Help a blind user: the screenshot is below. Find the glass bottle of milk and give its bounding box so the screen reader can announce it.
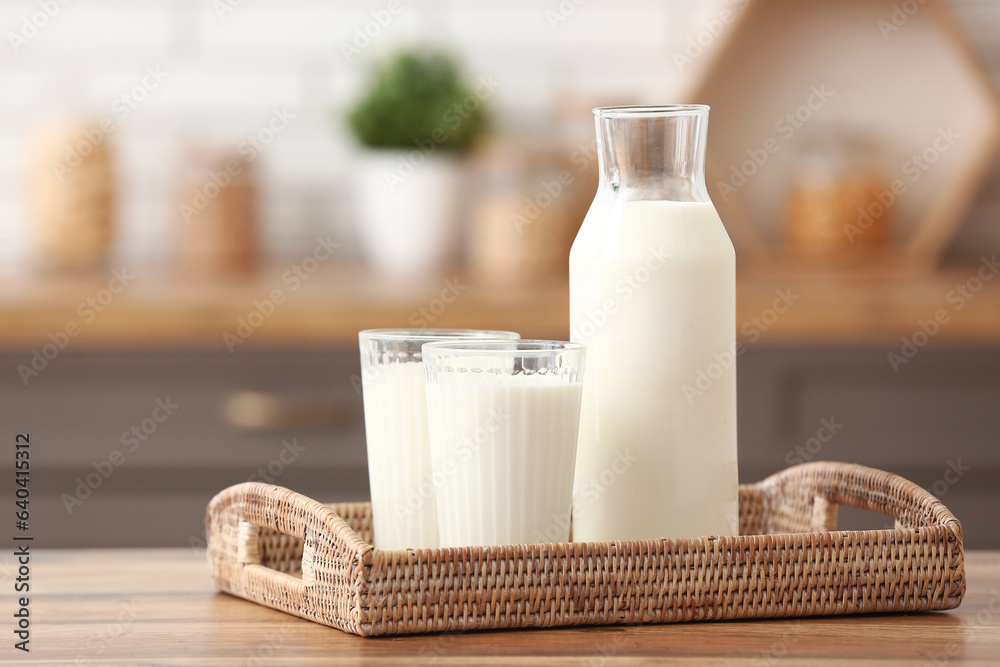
[569,105,738,541]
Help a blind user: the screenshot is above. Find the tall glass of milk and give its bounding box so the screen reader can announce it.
[422,340,585,548]
[359,329,519,550]
[569,105,739,542]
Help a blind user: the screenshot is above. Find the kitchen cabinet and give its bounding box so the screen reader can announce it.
[3,346,996,548]
[2,351,366,548]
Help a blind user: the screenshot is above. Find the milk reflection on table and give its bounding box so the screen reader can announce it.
[359,329,519,551]
[422,341,585,548]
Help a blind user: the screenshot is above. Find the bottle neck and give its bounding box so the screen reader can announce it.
[595,106,710,202]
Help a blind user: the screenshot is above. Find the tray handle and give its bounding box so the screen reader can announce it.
[757,461,963,540]
[207,482,371,603]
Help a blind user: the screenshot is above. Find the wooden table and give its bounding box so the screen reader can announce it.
[8,549,1000,665]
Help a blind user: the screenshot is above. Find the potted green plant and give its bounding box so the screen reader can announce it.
[346,50,489,277]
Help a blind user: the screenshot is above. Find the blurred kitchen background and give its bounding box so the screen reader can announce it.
[1,0,999,548]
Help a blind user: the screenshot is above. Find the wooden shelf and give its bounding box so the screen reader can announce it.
[0,263,569,350]
[692,0,1000,269]
[2,261,999,349]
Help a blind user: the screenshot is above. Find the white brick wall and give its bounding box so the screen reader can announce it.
[0,0,997,264]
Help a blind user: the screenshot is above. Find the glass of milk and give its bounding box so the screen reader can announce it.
[422,340,586,548]
[359,329,519,550]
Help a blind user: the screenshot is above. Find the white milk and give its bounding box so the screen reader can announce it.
[361,362,439,550]
[425,376,583,548]
[570,199,739,541]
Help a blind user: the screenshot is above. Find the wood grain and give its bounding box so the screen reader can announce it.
[2,262,1000,349]
[4,549,999,665]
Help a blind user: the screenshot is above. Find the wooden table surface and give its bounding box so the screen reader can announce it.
[3,262,1000,349]
[6,548,999,665]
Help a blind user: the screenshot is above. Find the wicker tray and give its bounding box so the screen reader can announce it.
[206,461,964,637]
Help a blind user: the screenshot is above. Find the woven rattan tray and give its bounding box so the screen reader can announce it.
[206,461,964,637]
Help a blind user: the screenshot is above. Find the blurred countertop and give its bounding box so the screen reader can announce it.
[2,261,999,349]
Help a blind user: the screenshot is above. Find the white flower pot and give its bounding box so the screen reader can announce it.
[354,150,462,278]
